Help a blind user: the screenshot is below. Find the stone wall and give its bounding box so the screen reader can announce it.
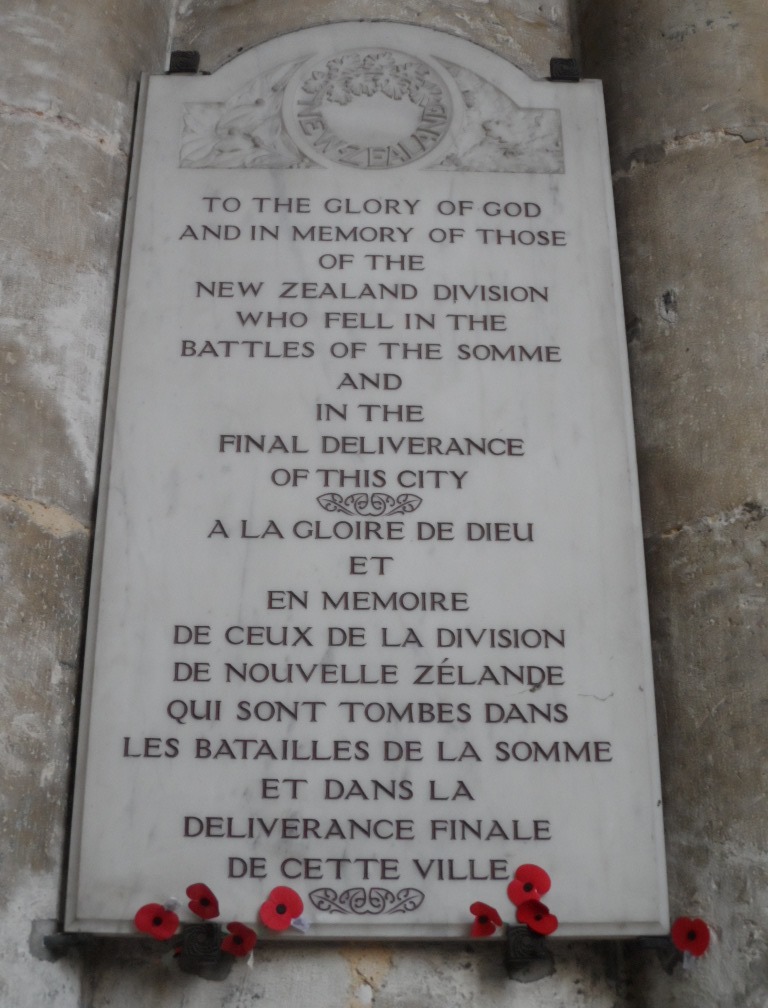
[1,1,173,1003]
[577,2,768,1004]
[1,0,766,1005]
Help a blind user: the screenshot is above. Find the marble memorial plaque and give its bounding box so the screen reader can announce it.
[66,22,668,939]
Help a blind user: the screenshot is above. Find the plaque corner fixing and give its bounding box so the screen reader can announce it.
[168,50,203,75]
[549,58,581,83]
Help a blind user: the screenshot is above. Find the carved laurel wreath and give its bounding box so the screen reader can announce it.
[300,51,436,107]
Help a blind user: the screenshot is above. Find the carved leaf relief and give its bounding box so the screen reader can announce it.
[179,49,564,173]
[180,58,313,168]
[431,61,564,173]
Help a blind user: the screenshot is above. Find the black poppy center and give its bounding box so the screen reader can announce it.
[687,929,697,942]
[276,903,287,915]
[523,882,534,892]
[201,897,210,906]
[479,915,489,924]
[153,915,163,927]
[233,934,243,945]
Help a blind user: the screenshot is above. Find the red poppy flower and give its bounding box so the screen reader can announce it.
[671,917,710,957]
[186,882,220,920]
[134,903,180,940]
[469,901,503,937]
[259,886,304,931]
[221,921,257,957]
[507,864,551,906]
[516,899,558,936]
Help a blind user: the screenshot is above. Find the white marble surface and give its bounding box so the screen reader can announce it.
[66,23,668,940]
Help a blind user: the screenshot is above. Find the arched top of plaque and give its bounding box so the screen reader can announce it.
[179,23,564,174]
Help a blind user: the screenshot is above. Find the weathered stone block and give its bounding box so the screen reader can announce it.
[0,117,131,522]
[642,507,768,1004]
[0,496,88,883]
[647,507,768,847]
[172,0,572,79]
[0,0,172,141]
[577,0,768,164]
[613,140,768,534]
